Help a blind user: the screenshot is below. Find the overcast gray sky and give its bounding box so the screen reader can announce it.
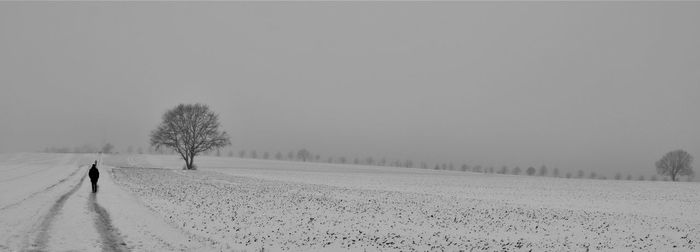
[1,2,699,177]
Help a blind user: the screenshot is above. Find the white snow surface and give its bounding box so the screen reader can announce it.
[104,154,700,251]
[0,153,215,252]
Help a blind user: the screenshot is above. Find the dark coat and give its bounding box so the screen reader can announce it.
[89,165,99,182]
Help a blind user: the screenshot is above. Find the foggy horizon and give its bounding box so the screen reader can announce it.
[2,2,699,178]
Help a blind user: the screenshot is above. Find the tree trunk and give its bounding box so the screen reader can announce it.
[188,155,196,170]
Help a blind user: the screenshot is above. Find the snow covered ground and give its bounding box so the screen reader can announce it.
[0,153,215,252]
[106,154,700,251]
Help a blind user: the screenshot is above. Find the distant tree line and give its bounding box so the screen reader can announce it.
[215,148,695,182]
[68,142,692,183]
[43,142,117,154]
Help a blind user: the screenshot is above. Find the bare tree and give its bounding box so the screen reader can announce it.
[526,166,536,176]
[499,165,508,174]
[577,170,584,178]
[565,172,572,179]
[638,175,645,181]
[150,104,231,170]
[275,152,283,160]
[263,152,270,159]
[512,166,521,175]
[251,150,258,159]
[538,165,547,176]
[473,165,482,173]
[297,149,311,162]
[626,174,633,180]
[101,143,114,154]
[238,150,246,158]
[552,168,559,177]
[614,173,622,180]
[338,156,347,164]
[287,151,294,160]
[655,149,694,182]
[589,172,597,179]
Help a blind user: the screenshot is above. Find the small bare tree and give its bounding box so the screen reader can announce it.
[512,166,521,175]
[297,149,311,162]
[589,172,597,179]
[526,166,536,176]
[150,104,230,170]
[101,143,114,154]
[655,149,694,182]
[499,165,508,174]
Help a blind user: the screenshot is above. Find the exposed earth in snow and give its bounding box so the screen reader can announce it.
[2,153,699,251]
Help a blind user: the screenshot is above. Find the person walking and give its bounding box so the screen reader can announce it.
[88,161,99,193]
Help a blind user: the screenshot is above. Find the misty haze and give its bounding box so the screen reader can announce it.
[1,2,699,251]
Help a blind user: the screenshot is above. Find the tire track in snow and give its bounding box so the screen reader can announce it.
[87,154,128,252]
[26,168,87,251]
[89,193,130,252]
[0,165,59,183]
[0,155,74,182]
[0,165,83,211]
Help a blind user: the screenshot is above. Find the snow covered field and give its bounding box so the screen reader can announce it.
[1,153,698,251]
[0,153,214,251]
[106,154,700,251]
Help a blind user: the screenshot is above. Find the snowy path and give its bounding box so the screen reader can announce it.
[0,154,214,252]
